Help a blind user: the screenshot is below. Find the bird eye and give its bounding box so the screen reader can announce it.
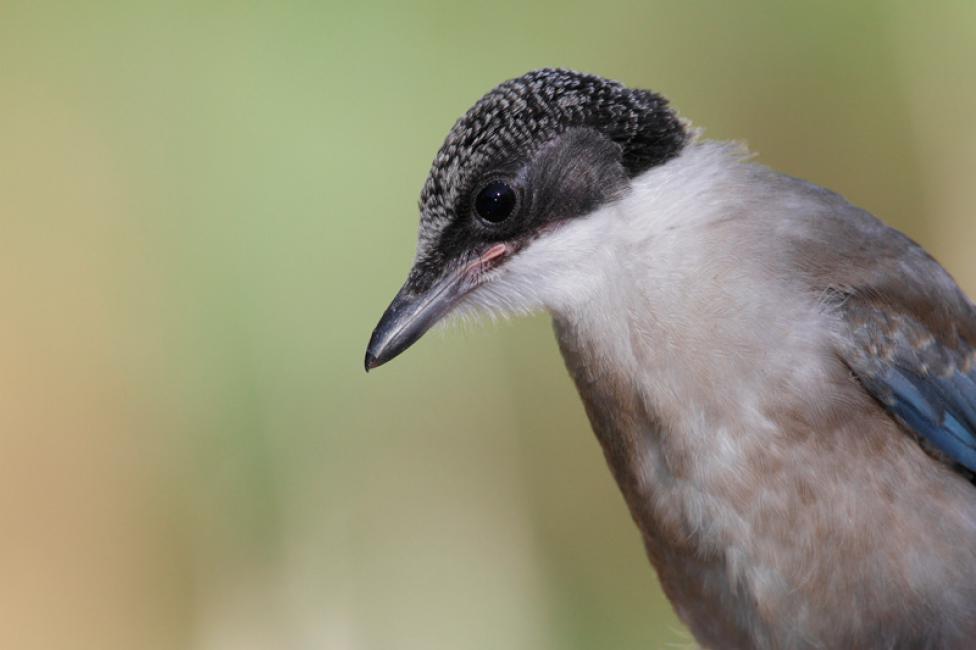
[474,181,517,223]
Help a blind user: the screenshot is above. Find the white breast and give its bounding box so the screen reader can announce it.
[465,140,976,647]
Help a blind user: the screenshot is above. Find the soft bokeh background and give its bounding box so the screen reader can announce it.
[1,2,974,648]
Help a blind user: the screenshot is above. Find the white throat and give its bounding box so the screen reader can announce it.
[460,137,837,453]
[458,139,754,322]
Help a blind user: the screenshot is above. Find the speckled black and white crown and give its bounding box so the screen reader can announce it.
[418,68,688,230]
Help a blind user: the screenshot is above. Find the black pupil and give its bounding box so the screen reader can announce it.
[475,181,516,223]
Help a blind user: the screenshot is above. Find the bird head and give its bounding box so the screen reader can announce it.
[365,69,688,370]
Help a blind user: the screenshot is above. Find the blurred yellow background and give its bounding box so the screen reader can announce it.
[1,2,974,649]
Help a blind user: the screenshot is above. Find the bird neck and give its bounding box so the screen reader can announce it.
[546,139,840,558]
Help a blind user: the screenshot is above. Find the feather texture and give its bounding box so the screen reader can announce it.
[470,139,976,648]
[837,291,976,475]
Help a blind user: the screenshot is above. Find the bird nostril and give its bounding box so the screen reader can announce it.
[480,243,509,263]
[464,243,510,277]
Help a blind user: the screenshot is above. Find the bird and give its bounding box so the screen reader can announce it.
[364,69,976,648]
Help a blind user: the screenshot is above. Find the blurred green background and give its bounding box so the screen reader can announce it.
[1,2,974,649]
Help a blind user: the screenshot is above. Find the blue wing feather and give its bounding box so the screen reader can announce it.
[877,368,976,472]
[840,297,976,475]
[880,367,976,472]
[935,372,976,429]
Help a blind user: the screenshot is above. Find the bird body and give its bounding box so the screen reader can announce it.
[543,141,976,647]
[366,70,976,648]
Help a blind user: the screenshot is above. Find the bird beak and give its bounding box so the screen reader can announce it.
[365,244,508,371]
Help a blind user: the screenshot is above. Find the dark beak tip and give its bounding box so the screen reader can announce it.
[364,350,379,373]
[366,268,466,374]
